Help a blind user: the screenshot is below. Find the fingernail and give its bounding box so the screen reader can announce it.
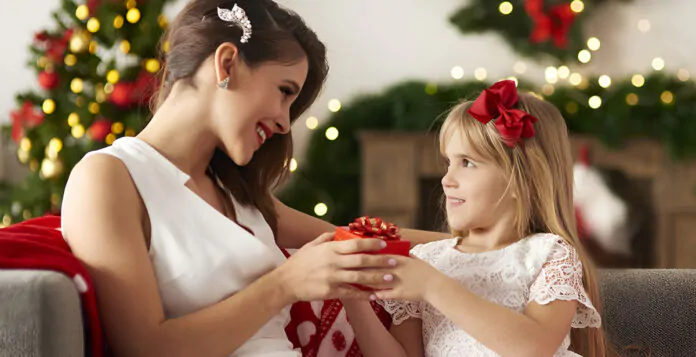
[380,241,387,248]
[383,274,394,282]
[388,258,397,266]
[370,294,377,301]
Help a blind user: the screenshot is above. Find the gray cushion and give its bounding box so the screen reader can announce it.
[599,269,696,357]
[0,270,84,357]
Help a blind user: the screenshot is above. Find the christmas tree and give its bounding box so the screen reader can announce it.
[1,0,173,226]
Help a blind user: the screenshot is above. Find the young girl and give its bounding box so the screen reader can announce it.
[343,80,607,357]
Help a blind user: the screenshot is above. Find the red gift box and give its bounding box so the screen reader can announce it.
[334,217,410,291]
[334,216,411,257]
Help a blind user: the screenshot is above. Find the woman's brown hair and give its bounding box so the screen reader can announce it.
[151,0,328,236]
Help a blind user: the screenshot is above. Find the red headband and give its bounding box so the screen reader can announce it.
[466,80,538,148]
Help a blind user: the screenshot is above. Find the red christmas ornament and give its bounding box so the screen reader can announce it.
[10,101,44,143]
[109,82,134,107]
[38,71,59,90]
[133,71,158,104]
[109,71,158,107]
[88,119,112,142]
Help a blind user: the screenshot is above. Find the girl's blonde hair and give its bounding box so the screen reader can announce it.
[439,93,608,356]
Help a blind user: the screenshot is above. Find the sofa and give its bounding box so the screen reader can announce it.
[1,269,695,357]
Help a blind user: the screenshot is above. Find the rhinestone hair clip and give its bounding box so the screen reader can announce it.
[216,5,252,43]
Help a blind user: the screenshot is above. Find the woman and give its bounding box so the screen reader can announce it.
[61,1,444,356]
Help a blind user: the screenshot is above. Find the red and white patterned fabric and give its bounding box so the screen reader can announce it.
[280,249,392,357]
[284,299,391,357]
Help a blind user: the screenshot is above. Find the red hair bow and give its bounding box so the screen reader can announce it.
[466,80,538,148]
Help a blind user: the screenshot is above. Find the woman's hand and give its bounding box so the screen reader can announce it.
[371,254,445,302]
[277,233,399,302]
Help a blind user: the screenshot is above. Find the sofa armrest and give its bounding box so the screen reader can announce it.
[599,269,696,356]
[0,269,84,357]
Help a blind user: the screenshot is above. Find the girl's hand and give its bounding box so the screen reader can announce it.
[371,254,445,302]
[277,233,398,302]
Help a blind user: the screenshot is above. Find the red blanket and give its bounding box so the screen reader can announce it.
[0,215,103,357]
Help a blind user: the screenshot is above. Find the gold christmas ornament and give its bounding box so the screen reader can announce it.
[126,8,141,23]
[114,15,125,29]
[70,78,84,93]
[17,149,30,164]
[120,40,131,54]
[105,133,117,145]
[96,87,106,103]
[89,102,100,114]
[42,99,56,114]
[69,31,92,53]
[144,59,161,73]
[75,5,89,20]
[40,157,64,180]
[111,122,125,134]
[64,54,77,66]
[45,138,63,160]
[87,18,101,33]
[20,138,32,152]
[106,70,120,84]
[158,14,168,29]
[72,124,86,138]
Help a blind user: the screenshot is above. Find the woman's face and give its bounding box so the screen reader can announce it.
[211,54,308,166]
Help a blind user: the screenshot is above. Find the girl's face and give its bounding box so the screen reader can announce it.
[441,128,516,234]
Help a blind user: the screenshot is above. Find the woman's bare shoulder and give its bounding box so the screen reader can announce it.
[62,153,145,243]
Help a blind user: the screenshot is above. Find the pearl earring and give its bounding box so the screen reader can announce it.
[218,77,230,89]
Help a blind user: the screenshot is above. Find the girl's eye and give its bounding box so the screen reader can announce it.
[462,159,474,168]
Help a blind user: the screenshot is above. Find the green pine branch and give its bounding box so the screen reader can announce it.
[449,0,634,64]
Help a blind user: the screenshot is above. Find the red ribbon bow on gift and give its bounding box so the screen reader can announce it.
[348,216,401,240]
[466,80,538,148]
[525,0,577,49]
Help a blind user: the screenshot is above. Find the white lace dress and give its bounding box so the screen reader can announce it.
[378,233,601,357]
